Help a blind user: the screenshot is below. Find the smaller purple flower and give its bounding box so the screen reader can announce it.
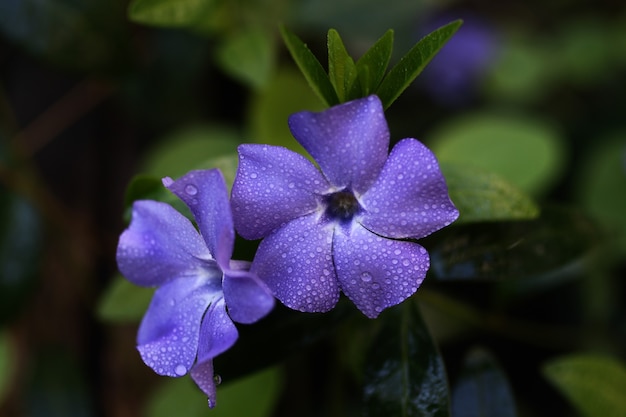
[231,95,459,318]
[116,169,274,407]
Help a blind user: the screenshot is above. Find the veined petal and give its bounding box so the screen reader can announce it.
[288,95,389,194]
[333,224,429,318]
[190,359,218,408]
[231,144,329,240]
[117,200,211,287]
[251,214,340,313]
[196,297,238,362]
[223,264,275,324]
[360,139,459,239]
[165,169,234,269]
[136,276,220,377]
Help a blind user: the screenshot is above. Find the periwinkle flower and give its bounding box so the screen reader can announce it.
[231,95,458,318]
[116,169,274,407]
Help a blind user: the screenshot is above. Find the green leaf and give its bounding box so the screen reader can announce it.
[441,163,540,224]
[576,135,626,253]
[377,20,462,109]
[215,27,275,90]
[147,366,283,417]
[363,301,450,417]
[96,275,154,323]
[424,206,601,284]
[350,29,394,99]
[0,188,43,324]
[429,112,566,196]
[327,29,357,102]
[247,67,324,156]
[451,348,517,417]
[280,25,339,107]
[128,0,217,27]
[543,354,626,417]
[0,330,15,404]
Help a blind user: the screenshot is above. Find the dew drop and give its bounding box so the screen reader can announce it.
[185,184,198,196]
[360,272,372,282]
[250,173,258,179]
[214,374,222,385]
[175,364,187,376]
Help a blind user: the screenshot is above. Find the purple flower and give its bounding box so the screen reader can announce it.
[231,95,458,318]
[116,169,274,407]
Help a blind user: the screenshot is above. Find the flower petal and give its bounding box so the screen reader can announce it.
[251,214,340,313]
[165,169,234,268]
[117,200,211,287]
[288,95,389,194]
[333,224,429,318]
[190,359,218,408]
[223,264,275,324]
[231,144,330,240]
[360,139,459,239]
[136,275,219,376]
[196,297,238,363]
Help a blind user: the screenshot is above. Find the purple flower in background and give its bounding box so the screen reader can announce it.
[231,96,458,318]
[116,169,274,407]
[418,13,500,105]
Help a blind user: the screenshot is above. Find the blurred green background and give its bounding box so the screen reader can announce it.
[0,0,625,416]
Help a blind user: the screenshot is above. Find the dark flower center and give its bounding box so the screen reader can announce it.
[323,190,362,222]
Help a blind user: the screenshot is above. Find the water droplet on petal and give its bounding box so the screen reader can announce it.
[175,364,187,376]
[361,272,372,282]
[250,173,258,179]
[185,184,198,196]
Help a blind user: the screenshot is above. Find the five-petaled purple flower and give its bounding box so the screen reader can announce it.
[231,95,459,318]
[116,169,274,407]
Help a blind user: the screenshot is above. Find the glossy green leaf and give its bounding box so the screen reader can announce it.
[363,301,450,417]
[216,28,275,90]
[441,163,540,224]
[424,206,600,284]
[351,29,394,98]
[576,135,626,253]
[0,188,43,324]
[96,275,154,323]
[280,25,339,107]
[429,113,565,196]
[327,29,357,102]
[0,330,15,404]
[451,348,517,417]
[128,0,217,27]
[543,354,626,417]
[377,20,462,109]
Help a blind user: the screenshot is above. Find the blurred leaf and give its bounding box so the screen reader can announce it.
[543,354,626,417]
[350,29,394,98]
[128,0,217,27]
[425,206,600,283]
[97,275,154,323]
[247,67,324,156]
[0,0,128,72]
[0,188,42,324]
[280,25,339,107]
[141,124,240,179]
[442,163,540,224]
[146,377,207,417]
[363,301,450,417]
[429,113,565,196]
[0,330,15,404]
[327,28,357,102]
[215,27,275,90]
[377,20,462,109]
[26,349,94,417]
[451,348,517,417]
[577,135,626,253]
[147,366,282,417]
